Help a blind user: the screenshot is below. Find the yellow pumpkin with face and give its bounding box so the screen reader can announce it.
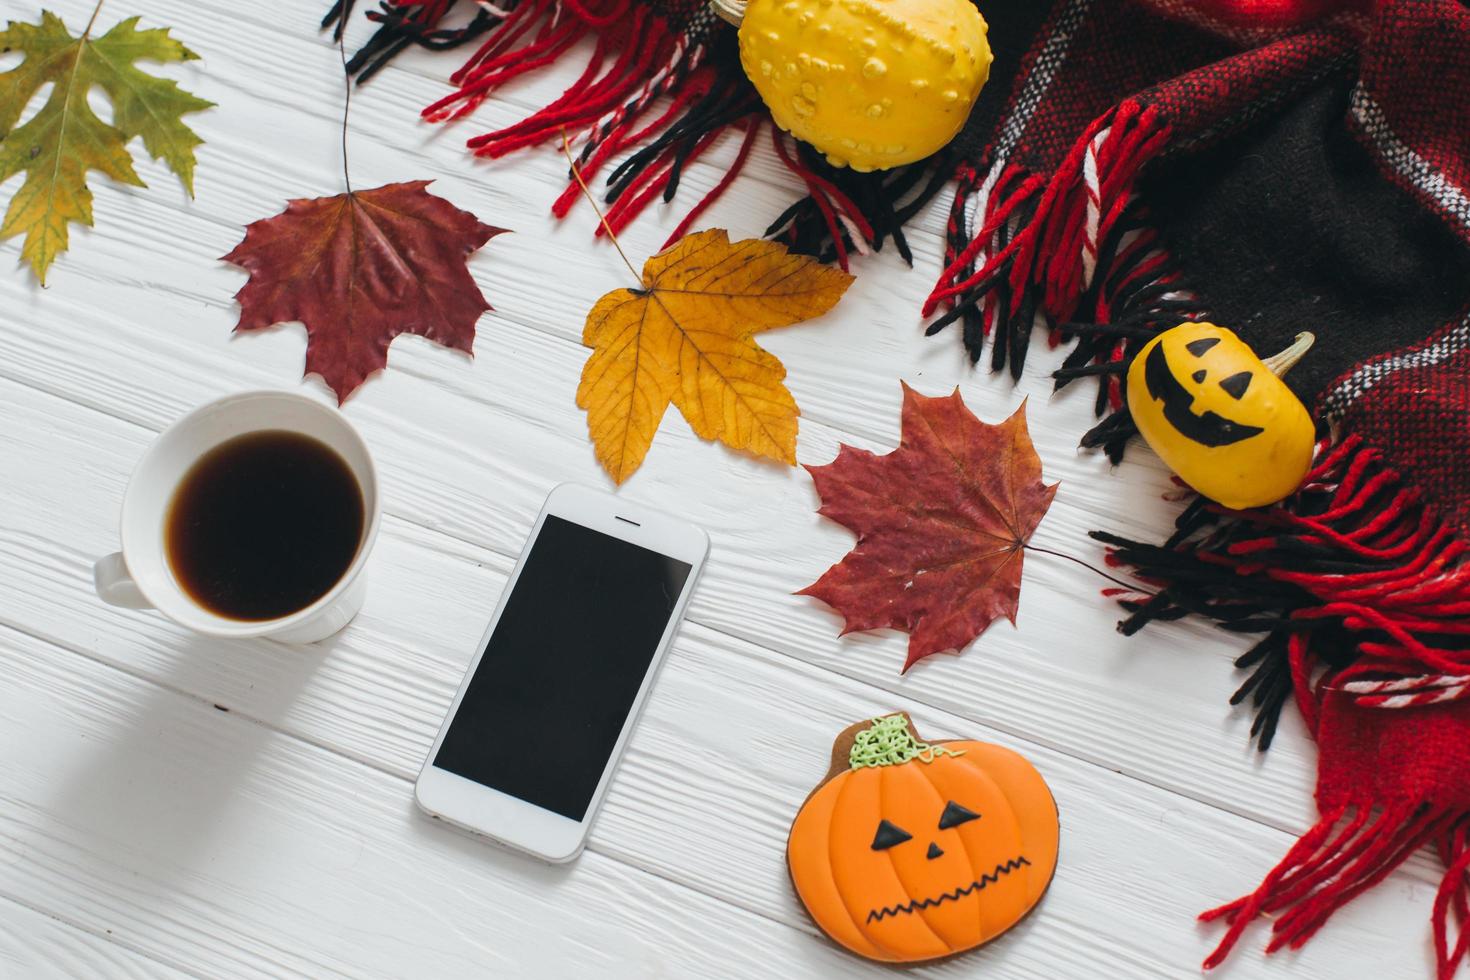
[787,714,1059,962]
[1126,323,1316,510]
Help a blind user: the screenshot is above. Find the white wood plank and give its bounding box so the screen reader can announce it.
[0,571,1436,980]
[0,896,197,980]
[0,221,1329,847]
[0,381,1438,977]
[1,622,936,979]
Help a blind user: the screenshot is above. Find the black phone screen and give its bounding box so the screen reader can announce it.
[434,515,693,820]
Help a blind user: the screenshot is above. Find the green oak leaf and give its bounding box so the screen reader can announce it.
[0,10,213,283]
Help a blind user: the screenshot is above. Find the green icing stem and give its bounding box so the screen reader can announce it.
[848,715,964,769]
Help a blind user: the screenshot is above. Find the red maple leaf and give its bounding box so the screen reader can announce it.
[799,383,1058,672]
[222,180,506,401]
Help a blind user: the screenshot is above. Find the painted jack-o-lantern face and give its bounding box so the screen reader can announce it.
[787,714,1059,963]
[1126,322,1316,510]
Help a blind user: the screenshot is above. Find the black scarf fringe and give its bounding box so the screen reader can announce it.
[324,1,502,83]
[324,0,951,268]
[1093,435,1470,750]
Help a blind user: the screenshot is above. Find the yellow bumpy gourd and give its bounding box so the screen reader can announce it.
[1126,323,1317,510]
[737,0,992,172]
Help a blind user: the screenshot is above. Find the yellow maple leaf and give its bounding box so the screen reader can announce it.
[0,11,213,283]
[578,229,854,483]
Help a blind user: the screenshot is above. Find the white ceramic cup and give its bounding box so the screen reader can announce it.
[93,391,381,644]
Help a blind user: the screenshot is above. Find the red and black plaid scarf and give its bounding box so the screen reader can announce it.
[328,0,1470,971]
[963,3,1470,973]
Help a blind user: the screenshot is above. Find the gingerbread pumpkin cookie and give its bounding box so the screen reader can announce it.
[787,713,1059,963]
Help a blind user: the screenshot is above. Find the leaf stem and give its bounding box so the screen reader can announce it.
[83,0,107,38]
[337,21,352,195]
[1024,544,1156,596]
[559,129,641,281]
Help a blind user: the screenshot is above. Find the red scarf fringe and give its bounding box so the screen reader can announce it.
[1096,435,1470,974]
[923,99,1181,387]
[403,0,768,246]
[927,101,1171,322]
[1202,802,1468,975]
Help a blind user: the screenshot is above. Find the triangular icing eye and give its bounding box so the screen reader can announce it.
[1186,337,1221,356]
[871,819,912,850]
[938,801,980,830]
[1220,371,1253,400]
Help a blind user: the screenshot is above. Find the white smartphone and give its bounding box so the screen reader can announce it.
[415,483,709,862]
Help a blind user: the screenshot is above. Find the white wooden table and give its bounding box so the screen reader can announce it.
[0,3,1439,977]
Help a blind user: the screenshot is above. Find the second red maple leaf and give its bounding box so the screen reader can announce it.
[800,382,1058,672]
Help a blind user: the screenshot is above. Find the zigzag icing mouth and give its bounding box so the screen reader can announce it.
[865,855,1031,923]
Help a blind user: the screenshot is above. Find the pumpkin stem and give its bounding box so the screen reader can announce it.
[1262,332,1315,377]
[710,0,746,25]
[849,714,964,769]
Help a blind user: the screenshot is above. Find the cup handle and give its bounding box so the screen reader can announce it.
[94,552,152,609]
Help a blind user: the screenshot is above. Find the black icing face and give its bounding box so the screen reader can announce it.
[1143,339,1265,448]
[861,799,1035,926]
[938,800,979,830]
[870,800,982,858]
[871,819,912,850]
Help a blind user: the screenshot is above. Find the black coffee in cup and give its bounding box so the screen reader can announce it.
[165,430,365,621]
